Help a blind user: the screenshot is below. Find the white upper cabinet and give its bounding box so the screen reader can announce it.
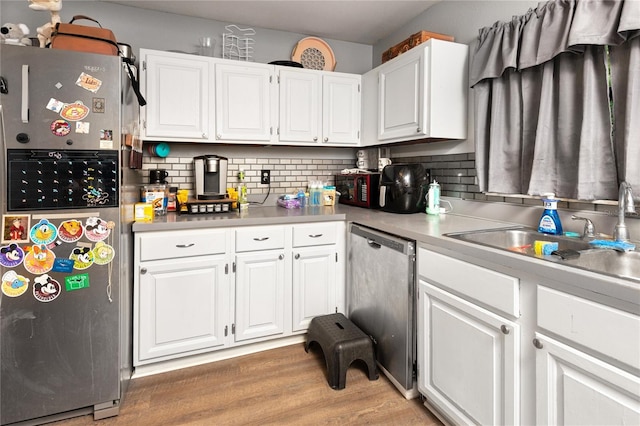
[322,74,361,145]
[215,62,276,142]
[139,49,212,141]
[278,68,360,146]
[362,39,469,146]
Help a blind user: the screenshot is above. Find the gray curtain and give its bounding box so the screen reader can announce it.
[471,0,640,200]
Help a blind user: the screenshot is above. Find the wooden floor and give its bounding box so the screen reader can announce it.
[49,343,442,425]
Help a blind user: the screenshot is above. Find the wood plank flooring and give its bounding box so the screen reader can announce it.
[49,343,443,425]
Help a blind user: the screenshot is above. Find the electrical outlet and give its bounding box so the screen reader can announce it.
[261,170,271,184]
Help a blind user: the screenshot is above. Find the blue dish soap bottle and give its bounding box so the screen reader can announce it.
[538,193,563,235]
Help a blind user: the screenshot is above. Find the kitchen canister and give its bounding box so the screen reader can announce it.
[146,142,170,158]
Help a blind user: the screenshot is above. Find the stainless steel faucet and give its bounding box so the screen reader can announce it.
[613,181,637,242]
[571,215,595,239]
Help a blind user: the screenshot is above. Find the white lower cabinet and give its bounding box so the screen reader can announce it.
[417,247,521,425]
[134,222,344,367]
[418,280,520,425]
[137,256,229,363]
[534,334,640,425]
[234,250,286,342]
[292,246,337,331]
[535,286,640,425]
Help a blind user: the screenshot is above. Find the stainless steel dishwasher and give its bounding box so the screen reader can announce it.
[347,223,417,398]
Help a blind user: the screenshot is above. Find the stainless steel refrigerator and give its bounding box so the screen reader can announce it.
[0,44,141,425]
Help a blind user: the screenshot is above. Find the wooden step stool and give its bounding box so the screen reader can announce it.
[305,313,378,390]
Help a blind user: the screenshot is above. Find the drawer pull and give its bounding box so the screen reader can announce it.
[295,253,300,259]
[176,243,195,248]
[308,234,323,238]
[140,267,147,275]
[500,325,510,335]
[279,254,284,260]
[532,338,543,349]
[253,237,270,241]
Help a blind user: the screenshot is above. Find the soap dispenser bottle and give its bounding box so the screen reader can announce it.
[538,193,563,235]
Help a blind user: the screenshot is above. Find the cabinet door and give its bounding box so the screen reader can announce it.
[535,334,640,426]
[278,68,321,143]
[215,63,274,142]
[234,251,286,341]
[322,74,361,145]
[137,256,228,364]
[378,48,424,141]
[141,50,211,140]
[418,281,520,425]
[292,246,336,332]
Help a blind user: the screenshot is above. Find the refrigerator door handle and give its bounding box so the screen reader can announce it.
[21,64,29,123]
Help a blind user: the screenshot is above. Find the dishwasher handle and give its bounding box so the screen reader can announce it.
[366,238,381,249]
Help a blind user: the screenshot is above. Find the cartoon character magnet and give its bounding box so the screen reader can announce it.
[30,219,58,245]
[92,241,114,265]
[84,217,111,242]
[1,270,29,297]
[70,246,94,270]
[58,219,84,243]
[24,244,56,275]
[33,274,62,302]
[0,243,25,267]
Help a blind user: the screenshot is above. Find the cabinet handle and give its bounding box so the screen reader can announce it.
[533,338,543,349]
[140,267,147,275]
[323,137,329,143]
[216,134,221,139]
[308,234,323,238]
[416,127,421,133]
[176,243,195,248]
[313,136,318,142]
[202,133,207,139]
[295,253,300,259]
[279,254,284,260]
[500,325,510,334]
[253,237,269,241]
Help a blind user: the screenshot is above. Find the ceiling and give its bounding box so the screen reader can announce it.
[100,1,441,45]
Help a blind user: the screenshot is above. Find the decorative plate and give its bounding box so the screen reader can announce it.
[291,37,336,71]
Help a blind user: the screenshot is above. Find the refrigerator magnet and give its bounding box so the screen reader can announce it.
[65,273,90,291]
[60,101,89,121]
[84,217,110,242]
[52,258,74,273]
[69,246,94,270]
[33,274,61,303]
[1,270,29,297]
[2,215,30,244]
[75,72,102,93]
[30,219,57,245]
[57,219,84,243]
[75,122,90,134]
[92,241,114,265]
[24,244,55,275]
[46,97,65,113]
[50,119,71,137]
[0,243,25,268]
[92,97,105,113]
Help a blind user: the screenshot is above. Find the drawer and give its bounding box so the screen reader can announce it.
[236,226,286,252]
[418,248,520,318]
[293,222,337,247]
[139,229,227,261]
[537,286,640,369]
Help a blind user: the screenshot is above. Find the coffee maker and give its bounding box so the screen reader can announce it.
[194,155,228,200]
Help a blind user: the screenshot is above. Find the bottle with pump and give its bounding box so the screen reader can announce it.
[238,169,248,209]
[426,180,441,215]
[538,193,563,235]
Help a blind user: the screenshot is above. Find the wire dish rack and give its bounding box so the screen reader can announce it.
[222,24,255,61]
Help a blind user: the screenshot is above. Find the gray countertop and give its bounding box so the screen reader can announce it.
[132,201,639,312]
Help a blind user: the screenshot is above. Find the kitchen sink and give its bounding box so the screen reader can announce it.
[561,249,640,282]
[445,226,640,282]
[445,226,592,253]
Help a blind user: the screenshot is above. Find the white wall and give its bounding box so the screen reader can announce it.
[373,0,539,157]
[0,0,372,74]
